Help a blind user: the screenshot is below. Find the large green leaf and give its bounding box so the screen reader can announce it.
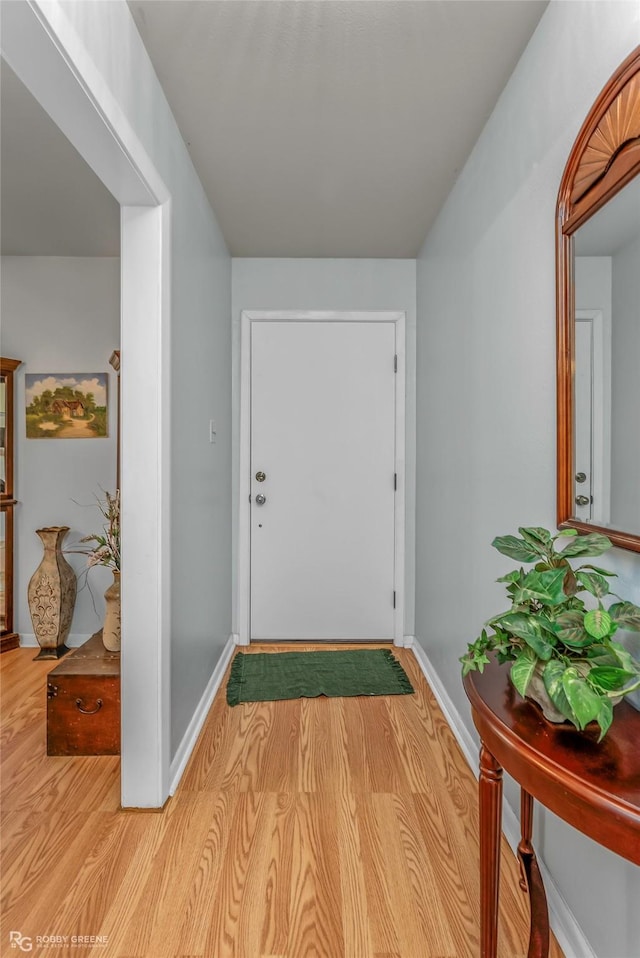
[552,610,592,647]
[562,566,579,596]
[517,528,553,560]
[595,697,614,741]
[542,660,575,722]
[607,639,640,673]
[561,668,603,729]
[491,535,541,564]
[510,568,567,607]
[609,601,640,632]
[519,527,553,547]
[583,645,614,662]
[559,533,612,558]
[510,649,537,697]
[538,568,570,603]
[581,564,617,577]
[584,608,613,640]
[575,570,610,598]
[494,612,555,659]
[587,666,637,692]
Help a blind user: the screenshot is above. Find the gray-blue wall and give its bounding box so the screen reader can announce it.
[416,3,640,956]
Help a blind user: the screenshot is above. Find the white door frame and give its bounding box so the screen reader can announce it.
[2,0,172,807]
[237,309,406,647]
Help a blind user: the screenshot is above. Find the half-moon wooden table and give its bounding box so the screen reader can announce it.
[463,661,640,958]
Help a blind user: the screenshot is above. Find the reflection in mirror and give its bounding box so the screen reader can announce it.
[573,177,640,535]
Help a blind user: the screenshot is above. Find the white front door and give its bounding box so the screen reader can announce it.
[247,317,400,641]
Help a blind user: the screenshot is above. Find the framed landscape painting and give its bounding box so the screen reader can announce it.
[26,373,109,439]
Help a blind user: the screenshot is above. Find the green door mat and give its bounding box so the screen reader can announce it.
[226,649,414,706]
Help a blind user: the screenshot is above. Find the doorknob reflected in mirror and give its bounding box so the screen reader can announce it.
[255,493,266,505]
[576,495,590,507]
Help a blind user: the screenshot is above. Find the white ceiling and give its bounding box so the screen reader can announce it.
[1,0,548,258]
[0,59,121,257]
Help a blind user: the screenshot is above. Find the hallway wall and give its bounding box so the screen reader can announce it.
[415,2,640,956]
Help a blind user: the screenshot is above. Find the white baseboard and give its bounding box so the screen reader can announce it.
[169,634,236,795]
[20,632,93,649]
[407,637,596,958]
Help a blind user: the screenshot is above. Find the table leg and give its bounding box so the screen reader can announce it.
[517,788,550,958]
[479,743,502,958]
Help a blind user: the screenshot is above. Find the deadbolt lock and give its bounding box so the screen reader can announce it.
[575,472,587,484]
[255,471,266,482]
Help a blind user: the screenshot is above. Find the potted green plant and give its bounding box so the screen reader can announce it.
[460,527,640,739]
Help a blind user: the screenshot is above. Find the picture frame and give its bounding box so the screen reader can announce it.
[25,373,109,439]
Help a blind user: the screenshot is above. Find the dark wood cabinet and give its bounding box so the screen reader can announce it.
[1,357,21,653]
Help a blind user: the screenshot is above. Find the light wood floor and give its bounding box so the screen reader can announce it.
[1,644,564,958]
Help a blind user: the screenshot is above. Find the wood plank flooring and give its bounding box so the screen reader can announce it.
[0,644,564,958]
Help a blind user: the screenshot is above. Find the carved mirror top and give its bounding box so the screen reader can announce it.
[559,47,640,229]
[572,70,640,206]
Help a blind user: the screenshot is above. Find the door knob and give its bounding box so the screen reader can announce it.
[575,494,590,506]
[255,493,266,505]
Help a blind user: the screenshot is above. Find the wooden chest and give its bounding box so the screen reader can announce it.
[47,631,120,755]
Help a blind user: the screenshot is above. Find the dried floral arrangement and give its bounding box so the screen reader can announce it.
[77,489,120,571]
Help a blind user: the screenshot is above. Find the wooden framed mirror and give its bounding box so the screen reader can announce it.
[557,45,640,552]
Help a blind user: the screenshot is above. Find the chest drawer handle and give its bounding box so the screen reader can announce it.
[75,697,103,715]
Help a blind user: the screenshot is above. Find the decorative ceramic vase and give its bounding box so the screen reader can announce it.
[102,570,121,652]
[28,526,76,660]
